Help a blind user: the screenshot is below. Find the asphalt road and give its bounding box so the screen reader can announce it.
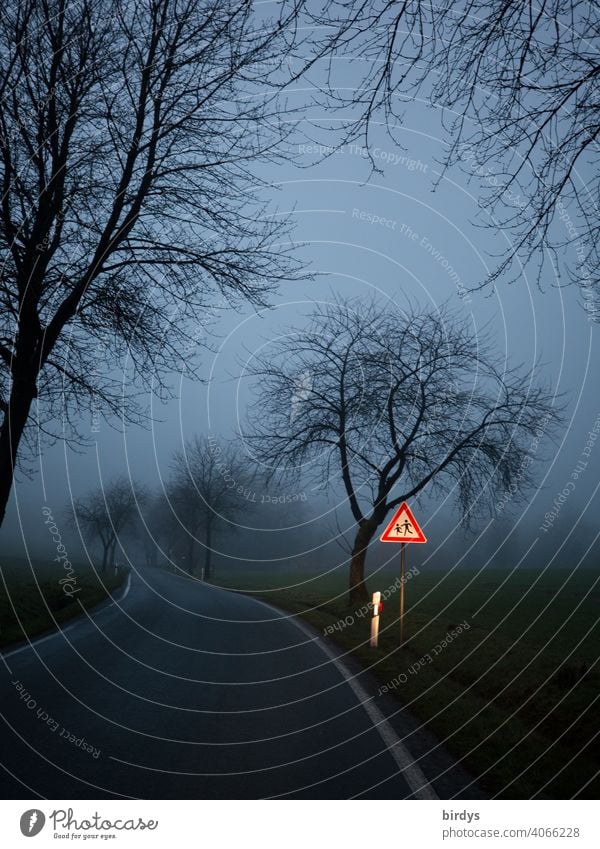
[0,567,437,799]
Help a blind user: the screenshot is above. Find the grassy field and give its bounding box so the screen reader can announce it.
[0,557,125,650]
[214,563,600,799]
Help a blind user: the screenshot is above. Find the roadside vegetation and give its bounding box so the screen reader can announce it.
[215,565,600,800]
[0,558,125,650]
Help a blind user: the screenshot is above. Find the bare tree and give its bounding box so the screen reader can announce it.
[136,491,175,570]
[0,0,304,525]
[247,298,560,603]
[309,1,600,317]
[72,476,144,572]
[169,436,253,578]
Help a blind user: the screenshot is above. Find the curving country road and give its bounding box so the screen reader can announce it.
[0,567,446,799]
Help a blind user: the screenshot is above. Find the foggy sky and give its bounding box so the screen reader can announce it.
[3,61,599,578]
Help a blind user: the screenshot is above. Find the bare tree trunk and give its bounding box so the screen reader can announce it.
[204,520,213,581]
[349,521,375,605]
[101,544,110,573]
[109,538,118,570]
[0,379,37,527]
[187,535,195,576]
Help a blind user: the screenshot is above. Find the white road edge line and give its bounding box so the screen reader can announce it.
[251,595,438,800]
[1,571,132,660]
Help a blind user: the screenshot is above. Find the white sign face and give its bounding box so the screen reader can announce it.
[380,502,427,543]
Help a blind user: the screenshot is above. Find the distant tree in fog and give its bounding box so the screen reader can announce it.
[0,0,303,527]
[71,476,144,572]
[247,297,561,603]
[169,437,253,579]
[136,492,177,570]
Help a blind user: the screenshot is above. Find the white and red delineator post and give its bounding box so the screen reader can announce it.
[370,591,383,648]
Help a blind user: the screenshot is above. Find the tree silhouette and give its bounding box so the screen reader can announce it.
[72,476,144,572]
[169,436,253,578]
[311,1,600,316]
[0,0,303,525]
[247,297,560,603]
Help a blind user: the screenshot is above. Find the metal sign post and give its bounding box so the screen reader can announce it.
[379,502,427,644]
[399,543,406,645]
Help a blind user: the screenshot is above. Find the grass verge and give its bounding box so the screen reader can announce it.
[214,564,600,800]
[0,557,125,650]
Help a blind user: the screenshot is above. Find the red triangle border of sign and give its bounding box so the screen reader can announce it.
[380,502,427,543]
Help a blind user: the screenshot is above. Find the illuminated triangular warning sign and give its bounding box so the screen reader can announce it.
[380,502,427,543]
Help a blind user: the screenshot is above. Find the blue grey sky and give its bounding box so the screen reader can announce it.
[4,67,599,575]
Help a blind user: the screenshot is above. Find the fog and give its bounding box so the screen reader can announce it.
[2,87,598,580]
